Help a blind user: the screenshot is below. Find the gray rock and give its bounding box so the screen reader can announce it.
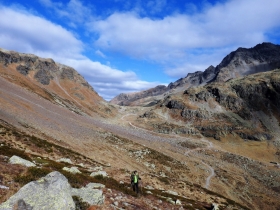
[71,183,104,205]
[90,171,108,177]
[86,183,105,189]
[63,167,81,174]
[175,199,182,205]
[58,158,72,164]
[9,156,36,167]
[144,185,154,190]
[164,190,178,196]
[0,185,9,190]
[91,166,103,171]
[16,65,30,75]
[0,171,75,210]
[166,198,175,204]
[212,203,219,210]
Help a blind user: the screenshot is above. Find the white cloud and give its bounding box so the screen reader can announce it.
[64,58,161,100]
[90,0,280,77]
[0,6,158,100]
[0,7,83,59]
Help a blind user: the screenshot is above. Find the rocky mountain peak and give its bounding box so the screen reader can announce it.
[110,43,280,106]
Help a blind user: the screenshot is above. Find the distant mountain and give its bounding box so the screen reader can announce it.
[0,48,114,117]
[139,68,280,141]
[110,42,280,106]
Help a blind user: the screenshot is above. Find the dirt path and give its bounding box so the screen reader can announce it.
[121,113,216,189]
[54,75,82,107]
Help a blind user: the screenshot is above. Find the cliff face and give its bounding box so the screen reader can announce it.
[0,48,115,117]
[110,42,280,106]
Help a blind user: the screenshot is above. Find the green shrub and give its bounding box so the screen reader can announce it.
[15,167,52,185]
[72,196,90,210]
[0,146,31,160]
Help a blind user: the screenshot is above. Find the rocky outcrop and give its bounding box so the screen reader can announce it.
[0,171,105,210]
[9,155,36,167]
[215,42,280,82]
[168,65,217,90]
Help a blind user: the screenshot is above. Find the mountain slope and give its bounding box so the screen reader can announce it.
[0,48,115,117]
[110,42,280,106]
[137,68,280,141]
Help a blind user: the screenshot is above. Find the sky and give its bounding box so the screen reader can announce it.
[0,0,280,100]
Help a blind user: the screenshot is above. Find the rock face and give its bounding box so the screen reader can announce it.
[0,171,105,210]
[0,171,75,210]
[9,155,36,167]
[110,43,280,106]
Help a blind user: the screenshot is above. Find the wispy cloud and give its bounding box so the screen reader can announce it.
[95,50,106,58]
[39,0,94,27]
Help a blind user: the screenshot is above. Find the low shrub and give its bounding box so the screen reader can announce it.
[0,146,31,161]
[72,196,90,210]
[15,167,52,185]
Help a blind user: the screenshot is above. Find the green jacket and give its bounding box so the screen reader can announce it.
[132,174,140,183]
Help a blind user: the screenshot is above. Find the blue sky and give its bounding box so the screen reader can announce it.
[0,0,280,100]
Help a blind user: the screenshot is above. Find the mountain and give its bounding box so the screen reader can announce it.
[139,68,280,140]
[110,42,280,106]
[1,47,280,210]
[0,48,115,117]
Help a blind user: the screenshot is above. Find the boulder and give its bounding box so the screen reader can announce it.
[9,155,36,167]
[63,167,81,174]
[86,183,105,189]
[90,171,108,177]
[71,183,104,205]
[0,171,75,210]
[58,158,73,164]
[164,190,178,196]
[144,185,154,190]
[212,203,219,210]
[175,199,182,205]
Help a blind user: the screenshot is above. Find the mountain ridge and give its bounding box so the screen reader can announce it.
[0,48,115,118]
[110,42,280,106]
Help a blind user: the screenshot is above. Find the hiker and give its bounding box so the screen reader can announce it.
[132,171,141,194]
[130,171,135,187]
